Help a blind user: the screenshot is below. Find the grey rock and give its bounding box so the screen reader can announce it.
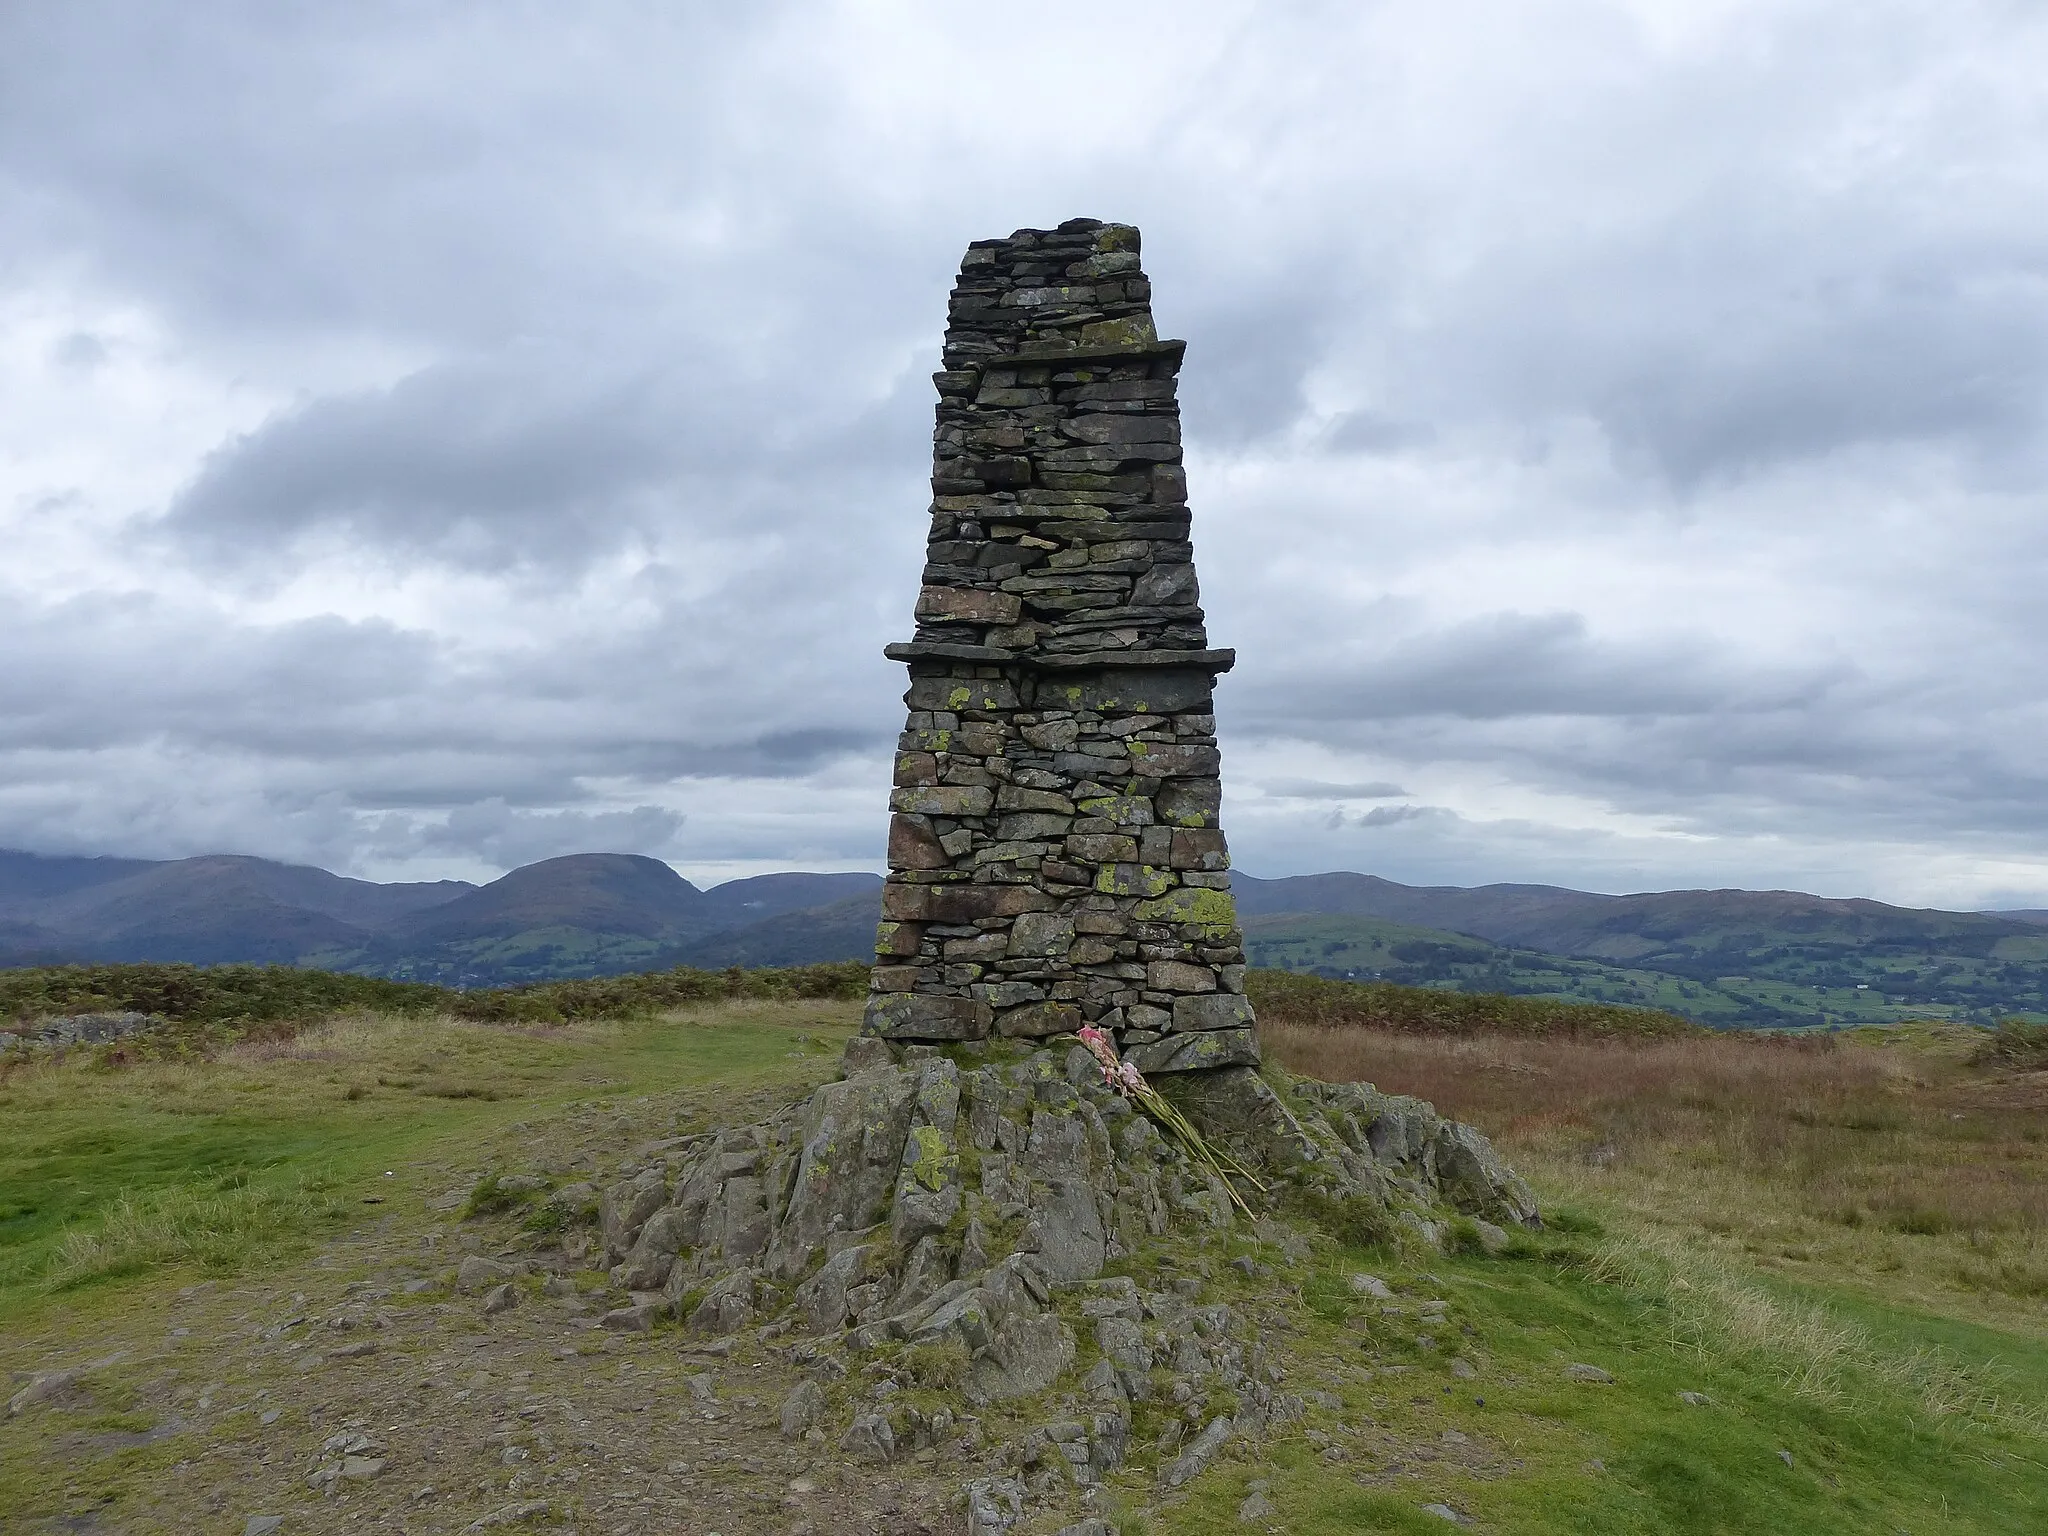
[768,1067,919,1279]
[480,1283,516,1316]
[599,1295,667,1332]
[1566,1362,1615,1384]
[1126,1026,1261,1076]
[1348,1273,1393,1299]
[244,1519,285,1536]
[1094,1316,1152,1373]
[963,1475,1026,1534]
[1421,1504,1471,1525]
[1162,1414,1232,1488]
[793,1244,873,1334]
[780,1378,825,1438]
[455,1256,513,1293]
[841,1035,897,1074]
[840,1411,895,1464]
[1237,1490,1277,1522]
[687,1270,757,1336]
[6,1369,80,1416]
[1679,1390,1712,1406]
[600,1172,667,1261]
[1034,1176,1107,1283]
[1433,1120,1542,1227]
[966,1313,1075,1404]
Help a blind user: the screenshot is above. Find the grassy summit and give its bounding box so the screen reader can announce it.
[0,967,2042,1532]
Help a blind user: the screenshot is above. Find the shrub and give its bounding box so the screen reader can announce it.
[1247,969,1699,1040]
[1290,1187,1401,1251]
[902,1338,971,1390]
[0,958,873,1037]
[1972,1019,2048,1070]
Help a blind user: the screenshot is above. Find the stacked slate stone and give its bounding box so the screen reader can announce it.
[867,217,1257,1076]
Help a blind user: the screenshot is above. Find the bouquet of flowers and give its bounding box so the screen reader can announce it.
[1076,1025,1265,1218]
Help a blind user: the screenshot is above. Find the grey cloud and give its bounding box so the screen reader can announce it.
[4,3,2048,903]
[161,356,682,570]
[1322,803,1435,831]
[365,801,686,870]
[1238,612,1848,726]
[1264,779,1410,800]
[1321,411,1435,455]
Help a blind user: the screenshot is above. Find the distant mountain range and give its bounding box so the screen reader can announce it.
[0,849,881,985]
[4,848,2045,1025]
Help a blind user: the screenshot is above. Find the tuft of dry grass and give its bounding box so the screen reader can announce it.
[1265,1015,2048,1313]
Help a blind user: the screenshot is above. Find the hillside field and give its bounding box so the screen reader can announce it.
[1243,911,2048,1030]
[0,972,2042,1533]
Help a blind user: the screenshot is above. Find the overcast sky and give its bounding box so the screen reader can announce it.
[4,2,2048,907]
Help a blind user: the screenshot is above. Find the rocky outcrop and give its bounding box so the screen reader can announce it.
[0,1010,157,1054]
[597,1038,1536,1413]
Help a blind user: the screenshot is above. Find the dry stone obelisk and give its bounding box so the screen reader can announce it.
[865,217,1257,1075]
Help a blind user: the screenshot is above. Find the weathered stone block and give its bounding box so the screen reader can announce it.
[996,1000,1083,1038]
[996,783,1074,813]
[1168,828,1229,870]
[905,676,1020,712]
[1126,1026,1260,1074]
[865,992,994,1041]
[1041,669,1212,716]
[1170,993,1256,1033]
[874,918,925,955]
[1076,792,1154,825]
[887,814,952,870]
[1125,742,1221,778]
[996,812,1073,841]
[1154,780,1221,827]
[1021,718,1080,750]
[1131,563,1198,607]
[917,585,1024,624]
[1065,833,1138,863]
[1146,959,1218,994]
[1097,863,1174,898]
[891,784,995,817]
[944,932,1010,962]
[894,751,940,786]
[1009,912,1076,957]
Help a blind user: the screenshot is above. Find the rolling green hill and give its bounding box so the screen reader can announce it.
[1241,909,2048,1029]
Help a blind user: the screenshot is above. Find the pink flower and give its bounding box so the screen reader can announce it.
[1075,1024,1130,1094]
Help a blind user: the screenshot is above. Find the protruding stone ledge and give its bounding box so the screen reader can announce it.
[884,641,1235,673]
[1125,1026,1261,1075]
[944,338,1187,370]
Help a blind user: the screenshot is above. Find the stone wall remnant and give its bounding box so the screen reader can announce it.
[865,218,1255,1073]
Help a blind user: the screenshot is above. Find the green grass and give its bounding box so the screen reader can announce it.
[1132,1223,2048,1533]
[0,1001,852,1318]
[5,982,2044,1532]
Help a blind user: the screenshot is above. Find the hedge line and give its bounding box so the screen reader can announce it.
[0,960,870,1030]
[2,958,1698,1040]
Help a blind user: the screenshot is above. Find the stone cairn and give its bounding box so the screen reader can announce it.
[582,222,1540,1526]
[867,217,1255,1078]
